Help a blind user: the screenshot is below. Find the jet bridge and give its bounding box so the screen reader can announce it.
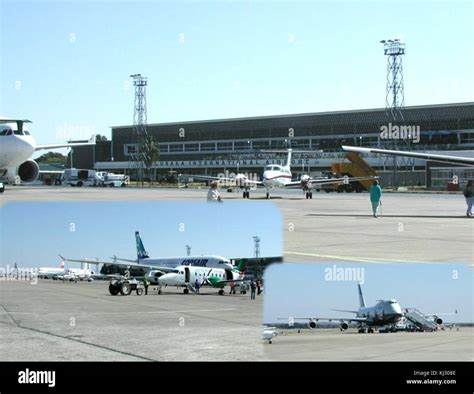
[404,308,439,332]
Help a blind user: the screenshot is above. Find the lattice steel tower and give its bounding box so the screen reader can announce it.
[380,39,405,121]
[253,236,261,259]
[130,73,148,180]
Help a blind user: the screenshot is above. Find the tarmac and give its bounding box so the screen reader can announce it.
[0,279,264,361]
[263,328,474,361]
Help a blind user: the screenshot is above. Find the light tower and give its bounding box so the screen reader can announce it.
[253,236,261,259]
[380,38,405,120]
[380,39,409,188]
[130,73,148,182]
[380,39,405,121]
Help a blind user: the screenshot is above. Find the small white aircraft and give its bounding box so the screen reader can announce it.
[0,117,96,193]
[187,149,377,199]
[262,326,278,344]
[157,259,248,295]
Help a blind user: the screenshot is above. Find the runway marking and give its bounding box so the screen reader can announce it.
[284,251,442,264]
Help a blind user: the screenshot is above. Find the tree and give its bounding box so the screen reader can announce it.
[35,152,66,164]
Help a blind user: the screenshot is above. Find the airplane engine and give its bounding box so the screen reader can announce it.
[8,160,40,183]
[434,317,443,325]
[300,174,310,189]
[235,174,247,187]
[308,320,317,329]
[340,322,349,330]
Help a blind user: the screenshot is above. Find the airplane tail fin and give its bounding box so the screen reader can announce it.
[60,261,65,269]
[286,149,293,169]
[235,259,247,272]
[358,283,366,308]
[135,231,149,260]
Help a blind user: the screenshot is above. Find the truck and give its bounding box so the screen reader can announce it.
[96,172,129,187]
[62,169,103,187]
[63,169,129,187]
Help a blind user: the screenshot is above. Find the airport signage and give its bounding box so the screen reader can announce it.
[156,159,323,168]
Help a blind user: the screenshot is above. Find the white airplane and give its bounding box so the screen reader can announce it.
[38,262,66,279]
[281,283,404,333]
[342,145,474,167]
[58,266,96,282]
[262,326,278,344]
[187,149,377,199]
[157,259,248,295]
[0,117,96,193]
[61,231,235,284]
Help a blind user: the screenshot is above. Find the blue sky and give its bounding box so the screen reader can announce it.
[1,0,473,151]
[264,263,474,323]
[0,201,282,267]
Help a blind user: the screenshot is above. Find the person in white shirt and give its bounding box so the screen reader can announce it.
[207,180,223,202]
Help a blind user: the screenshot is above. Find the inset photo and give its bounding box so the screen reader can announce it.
[0,201,282,361]
[263,262,473,361]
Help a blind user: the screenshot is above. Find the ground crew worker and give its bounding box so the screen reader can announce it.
[143,278,149,295]
[195,278,200,294]
[229,282,236,294]
[464,180,473,217]
[369,180,382,218]
[250,280,256,300]
[207,181,222,202]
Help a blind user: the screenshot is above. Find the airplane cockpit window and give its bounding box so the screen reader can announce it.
[0,128,13,136]
[24,130,30,135]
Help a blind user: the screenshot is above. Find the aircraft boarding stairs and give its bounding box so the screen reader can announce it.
[403,308,438,332]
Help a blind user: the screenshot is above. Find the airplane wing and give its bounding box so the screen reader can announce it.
[35,135,96,151]
[284,175,378,188]
[342,146,474,167]
[180,174,264,186]
[278,316,368,323]
[59,254,176,273]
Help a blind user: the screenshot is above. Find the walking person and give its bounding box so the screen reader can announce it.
[195,278,200,294]
[207,181,222,203]
[143,278,149,295]
[369,180,382,218]
[464,180,473,217]
[250,280,256,300]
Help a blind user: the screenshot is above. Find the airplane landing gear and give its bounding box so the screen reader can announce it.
[183,288,189,294]
[358,327,366,333]
[242,190,250,199]
[368,328,374,333]
[266,192,270,199]
[305,191,313,199]
[218,289,224,296]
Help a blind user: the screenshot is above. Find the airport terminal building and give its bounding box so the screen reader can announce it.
[70,102,474,188]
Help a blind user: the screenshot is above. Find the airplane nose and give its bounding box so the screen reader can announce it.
[17,135,35,155]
